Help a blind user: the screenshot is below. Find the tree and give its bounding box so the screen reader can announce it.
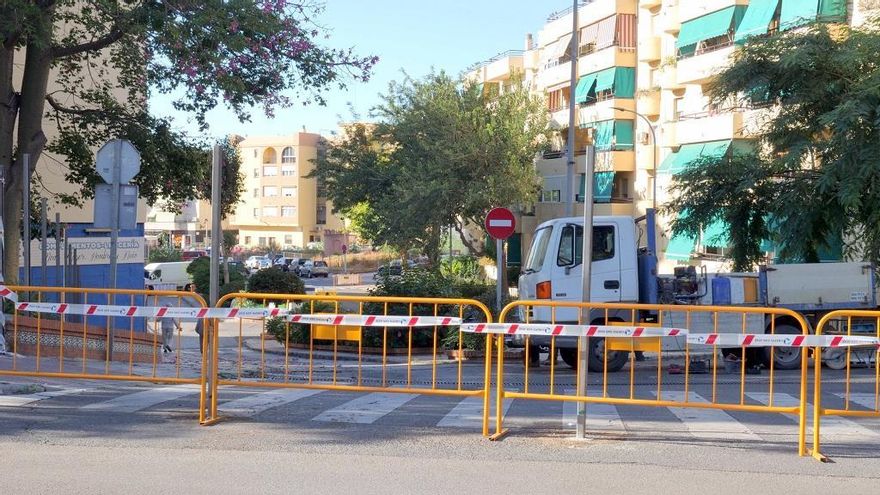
[0,1,376,282]
[666,21,880,269]
[311,71,548,261]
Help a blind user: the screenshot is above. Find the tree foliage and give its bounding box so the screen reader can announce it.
[0,1,376,281]
[666,21,880,269]
[311,72,548,260]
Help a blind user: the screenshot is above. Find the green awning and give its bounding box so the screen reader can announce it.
[780,0,818,30]
[734,0,780,43]
[666,233,696,261]
[615,120,634,150]
[659,140,733,174]
[703,220,729,248]
[676,6,744,51]
[587,120,634,151]
[818,0,846,21]
[579,172,615,203]
[574,74,598,104]
[613,68,636,98]
[593,120,614,150]
[594,68,616,93]
[700,140,732,159]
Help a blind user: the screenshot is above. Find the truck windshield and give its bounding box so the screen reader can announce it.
[523,226,552,273]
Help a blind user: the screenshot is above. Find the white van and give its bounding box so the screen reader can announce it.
[144,262,194,291]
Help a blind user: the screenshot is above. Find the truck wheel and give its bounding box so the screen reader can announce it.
[559,339,627,372]
[762,323,802,370]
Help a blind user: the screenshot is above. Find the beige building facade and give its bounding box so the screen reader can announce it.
[230,133,344,250]
[469,0,866,271]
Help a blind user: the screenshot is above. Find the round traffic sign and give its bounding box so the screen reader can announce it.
[485,207,516,240]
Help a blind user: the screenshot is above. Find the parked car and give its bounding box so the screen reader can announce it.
[257,257,272,270]
[181,250,208,261]
[274,257,295,271]
[301,260,329,278]
[245,255,265,270]
[292,258,310,276]
[375,259,416,277]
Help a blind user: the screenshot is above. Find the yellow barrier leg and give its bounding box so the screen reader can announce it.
[490,335,509,441]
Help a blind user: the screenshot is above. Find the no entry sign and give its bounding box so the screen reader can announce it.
[485,207,516,240]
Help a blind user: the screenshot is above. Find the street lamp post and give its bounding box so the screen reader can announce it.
[610,106,657,210]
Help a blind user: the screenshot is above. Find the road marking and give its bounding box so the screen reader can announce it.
[437,392,513,429]
[748,392,879,438]
[656,391,760,441]
[81,384,200,413]
[0,387,87,407]
[312,392,419,424]
[835,393,878,412]
[562,389,624,431]
[221,389,323,417]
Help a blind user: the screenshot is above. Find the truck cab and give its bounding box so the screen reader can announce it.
[518,216,641,323]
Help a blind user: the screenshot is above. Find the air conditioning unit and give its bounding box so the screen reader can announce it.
[638,131,651,145]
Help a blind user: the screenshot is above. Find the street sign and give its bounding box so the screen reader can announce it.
[93,184,138,230]
[485,207,516,240]
[96,139,140,184]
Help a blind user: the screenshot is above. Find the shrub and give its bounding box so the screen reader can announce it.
[439,255,483,282]
[148,247,182,262]
[247,267,305,295]
[187,257,247,301]
[441,328,487,351]
[266,301,338,345]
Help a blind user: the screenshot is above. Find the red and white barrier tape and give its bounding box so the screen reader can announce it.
[287,314,460,327]
[11,300,461,327]
[688,333,880,348]
[461,323,686,338]
[0,285,17,303]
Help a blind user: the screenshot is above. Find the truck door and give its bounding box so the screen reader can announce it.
[551,224,621,321]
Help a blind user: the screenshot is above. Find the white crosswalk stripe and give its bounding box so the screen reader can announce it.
[835,393,878,412]
[0,387,87,407]
[81,384,201,413]
[748,392,880,439]
[221,389,323,417]
[562,389,625,432]
[313,392,419,424]
[437,392,512,429]
[655,391,760,441]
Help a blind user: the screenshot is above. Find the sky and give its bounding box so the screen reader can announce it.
[148,1,569,140]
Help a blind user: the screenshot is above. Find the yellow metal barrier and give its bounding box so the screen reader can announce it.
[812,310,880,461]
[211,292,494,435]
[493,300,811,455]
[0,285,215,424]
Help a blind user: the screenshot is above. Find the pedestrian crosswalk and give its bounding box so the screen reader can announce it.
[2,383,880,445]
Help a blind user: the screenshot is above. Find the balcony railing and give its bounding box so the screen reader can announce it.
[466,49,526,72]
[677,37,734,60]
[547,1,595,21]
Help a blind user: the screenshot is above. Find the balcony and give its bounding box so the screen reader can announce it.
[637,35,661,63]
[676,44,734,85]
[594,201,635,216]
[550,107,571,128]
[640,0,662,7]
[536,60,572,91]
[592,150,636,173]
[577,46,637,76]
[661,1,680,33]
[467,50,525,82]
[578,98,636,125]
[637,89,660,117]
[659,121,677,147]
[659,66,683,90]
[675,111,744,144]
[678,0,748,24]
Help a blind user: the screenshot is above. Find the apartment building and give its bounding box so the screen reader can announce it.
[469,0,863,271]
[230,133,344,250]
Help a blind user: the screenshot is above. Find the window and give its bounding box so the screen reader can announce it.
[244,236,252,244]
[263,166,278,176]
[253,188,258,198]
[253,150,257,158]
[262,206,278,217]
[284,235,293,245]
[316,178,327,197]
[281,164,296,176]
[281,147,296,163]
[316,205,327,224]
[282,187,296,197]
[258,237,267,246]
[540,190,561,202]
[524,227,553,273]
[253,168,259,178]
[263,186,278,197]
[262,148,277,164]
[556,225,616,267]
[252,208,258,217]
[281,206,296,217]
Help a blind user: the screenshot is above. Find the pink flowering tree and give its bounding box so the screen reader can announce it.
[0,0,376,280]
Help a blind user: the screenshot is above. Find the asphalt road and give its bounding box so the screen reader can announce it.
[2,346,880,494]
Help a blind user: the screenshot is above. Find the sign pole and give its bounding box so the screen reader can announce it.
[109,140,121,290]
[495,238,503,314]
[576,144,596,439]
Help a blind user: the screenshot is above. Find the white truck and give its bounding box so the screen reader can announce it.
[144,262,194,291]
[517,210,876,372]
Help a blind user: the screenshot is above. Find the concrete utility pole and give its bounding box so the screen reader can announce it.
[565,0,579,216]
[22,153,30,287]
[576,144,596,439]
